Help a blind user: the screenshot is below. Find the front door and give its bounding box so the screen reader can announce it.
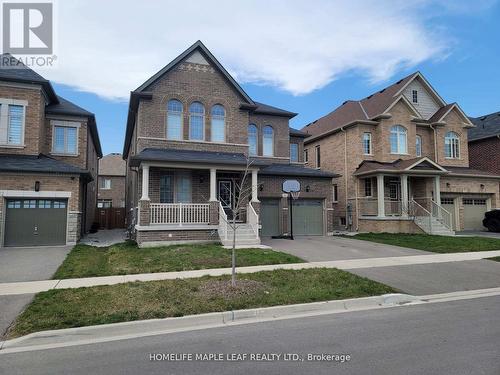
[218,180,232,210]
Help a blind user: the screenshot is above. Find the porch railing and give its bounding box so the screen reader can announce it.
[384,200,402,216]
[150,203,210,225]
[247,203,260,239]
[431,200,453,231]
[358,198,378,216]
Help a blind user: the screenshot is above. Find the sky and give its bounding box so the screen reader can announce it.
[36,0,500,155]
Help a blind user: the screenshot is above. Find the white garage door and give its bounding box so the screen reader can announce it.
[463,198,487,231]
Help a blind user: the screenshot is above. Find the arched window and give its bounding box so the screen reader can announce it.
[248,124,258,156]
[390,125,407,154]
[189,102,205,140]
[416,135,422,157]
[211,104,225,142]
[263,125,274,157]
[166,99,183,140]
[445,131,460,158]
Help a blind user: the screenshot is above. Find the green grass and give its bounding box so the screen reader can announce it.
[488,257,500,262]
[349,233,500,253]
[52,241,304,279]
[8,268,395,338]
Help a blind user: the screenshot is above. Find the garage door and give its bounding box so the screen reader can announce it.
[260,199,280,237]
[291,199,324,236]
[463,198,487,231]
[441,197,456,230]
[5,199,68,246]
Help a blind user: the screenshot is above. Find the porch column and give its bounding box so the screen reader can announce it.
[140,164,150,201]
[209,168,217,201]
[251,169,259,202]
[401,174,409,217]
[434,175,441,204]
[377,174,385,218]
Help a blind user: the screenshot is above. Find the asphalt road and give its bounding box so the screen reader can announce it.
[2,296,499,375]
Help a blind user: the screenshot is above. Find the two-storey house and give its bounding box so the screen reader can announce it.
[0,55,102,247]
[302,72,500,234]
[98,153,126,209]
[123,41,338,247]
[468,112,500,175]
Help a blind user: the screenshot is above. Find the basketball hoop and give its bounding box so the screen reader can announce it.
[290,191,300,200]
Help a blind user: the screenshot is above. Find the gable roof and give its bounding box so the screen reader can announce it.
[427,102,474,127]
[135,40,254,105]
[99,153,126,176]
[354,157,448,176]
[301,71,452,142]
[469,111,500,141]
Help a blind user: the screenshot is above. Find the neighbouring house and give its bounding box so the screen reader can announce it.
[98,153,126,208]
[123,41,338,248]
[0,55,102,247]
[301,72,500,234]
[468,111,500,175]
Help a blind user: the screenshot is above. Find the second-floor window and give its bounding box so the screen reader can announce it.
[211,104,225,142]
[390,125,407,154]
[263,125,274,157]
[53,123,78,155]
[416,135,422,157]
[100,178,111,190]
[304,149,308,163]
[290,143,298,162]
[248,124,258,156]
[445,131,460,159]
[315,145,321,168]
[7,105,24,145]
[189,102,205,141]
[167,99,183,140]
[363,132,372,155]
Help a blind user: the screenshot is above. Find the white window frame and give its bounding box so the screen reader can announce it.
[210,104,226,143]
[0,98,27,147]
[166,99,183,140]
[416,135,422,157]
[390,125,408,155]
[290,143,299,162]
[362,132,372,155]
[51,120,80,156]
[100,178,111,190]
[248,124,258,156]
[97,199,112,208]
[445,131,460,159]
[263,125,274,157]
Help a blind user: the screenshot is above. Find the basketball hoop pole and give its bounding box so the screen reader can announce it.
[289,192,294,240]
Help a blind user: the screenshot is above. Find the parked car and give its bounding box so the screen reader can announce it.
[483,210,500,232]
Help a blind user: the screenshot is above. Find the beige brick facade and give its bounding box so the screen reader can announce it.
[98,176,126,208]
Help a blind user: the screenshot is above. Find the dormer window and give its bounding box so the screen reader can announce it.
[412,90,418,103]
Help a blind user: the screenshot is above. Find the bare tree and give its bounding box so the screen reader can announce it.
[219,158,254,287]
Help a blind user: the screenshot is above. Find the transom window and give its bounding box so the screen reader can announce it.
[445,131,460,159]
[362,132,372,155]
[53,123,78,155]
[189,102,205,141]
[263,125,274,157]
[211,104,225,142]
[167,99,183,140]
[290,143,299,162]
[416,135,422,157]
[248,124,258,156]
[390,125,407,154]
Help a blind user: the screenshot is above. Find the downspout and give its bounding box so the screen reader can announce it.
[340,126,349,230]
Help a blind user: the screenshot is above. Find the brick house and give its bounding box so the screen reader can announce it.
[302,72,500,234]
[123,41,338,247]
[468,112,500,175]
[0,55,102,247]
[98,153,126,208]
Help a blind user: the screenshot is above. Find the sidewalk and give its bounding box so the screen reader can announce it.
[1,250,500,296]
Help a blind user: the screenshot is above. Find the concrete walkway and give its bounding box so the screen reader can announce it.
[1,250,500,296]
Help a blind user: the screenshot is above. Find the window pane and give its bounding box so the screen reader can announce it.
[263,126,273,156]
[160,175,174,203]
[398,133,407,153]
[211,117,225,142]
[416,136,422,157]
[167,112,182,140]
[167,99,183,112]
[189,102,205,141]
[66,127,77,154]
[363,133,371,154]
[54,126,65,153]
[8,105,23,144]
[290,143,298,162]
[390,132,398,153]
[176,175,191,203]
[248,124,257,156]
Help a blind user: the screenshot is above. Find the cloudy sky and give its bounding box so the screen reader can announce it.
[35,0,500,154]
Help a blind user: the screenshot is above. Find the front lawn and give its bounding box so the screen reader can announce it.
[349,233,500,253]
[488,257,500,262]
[53,242,304,279]
[9,268,395,338]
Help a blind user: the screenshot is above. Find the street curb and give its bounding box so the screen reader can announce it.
[0,293,418,353]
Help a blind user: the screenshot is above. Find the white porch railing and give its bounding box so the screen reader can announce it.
[431,200,453,231]
[150,203,210,225]
[358,197,378,216]
[218,201,229,241]
[385,200,402,216]
[247,203,260,239]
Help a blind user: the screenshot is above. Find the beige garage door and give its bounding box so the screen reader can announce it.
[441,197,456,230]
[463,198,487,231]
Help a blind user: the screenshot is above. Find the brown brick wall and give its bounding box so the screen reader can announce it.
[249,113,290,159]
[98,176,126,207]
[468,137,500,175]
[358,219,424,233]
[137,229,219,247]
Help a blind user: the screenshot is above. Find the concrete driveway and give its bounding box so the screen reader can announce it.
[457,231,500,239]
[263,236,430,262]
[0,245,72,338]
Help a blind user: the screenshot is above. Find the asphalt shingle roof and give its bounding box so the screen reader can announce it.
[46,96,93,117]
[0,154,90,176]
[259,164,338,178]
[253,102,297,118]
[469,111,500,141]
